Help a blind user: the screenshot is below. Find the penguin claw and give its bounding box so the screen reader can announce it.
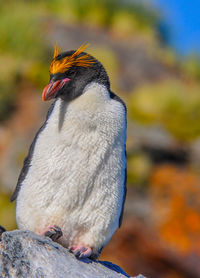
[69,245,92,258]
[44,225,63,241]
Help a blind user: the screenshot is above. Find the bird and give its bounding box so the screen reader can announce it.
[11,44,127,259]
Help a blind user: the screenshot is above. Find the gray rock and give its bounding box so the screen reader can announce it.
[0,230,145,278]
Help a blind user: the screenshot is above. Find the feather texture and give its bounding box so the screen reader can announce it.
[49,44,94,74]
[15,82,127,257]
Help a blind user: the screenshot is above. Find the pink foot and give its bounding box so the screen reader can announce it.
[69,245,92,258]
[42,225,63,241]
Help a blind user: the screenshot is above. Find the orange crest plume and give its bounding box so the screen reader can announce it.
[49,44,94,74]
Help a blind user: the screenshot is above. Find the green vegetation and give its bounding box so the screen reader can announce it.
[182,54,200,81]
[41,0,159,32]
[129,81,200,142]
[0,191,16,230]
[0,0,160,123]
[0,1,50,120]
[127,152,152,186]
[0,2,48,59]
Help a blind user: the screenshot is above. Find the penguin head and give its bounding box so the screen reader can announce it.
[42,44,110,102]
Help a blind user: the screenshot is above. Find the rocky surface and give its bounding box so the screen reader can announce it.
[0,230,144,278]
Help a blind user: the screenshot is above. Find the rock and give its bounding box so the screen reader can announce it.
[0,230,145,278]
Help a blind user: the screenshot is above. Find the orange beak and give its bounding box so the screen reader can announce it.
[42,78,70,101]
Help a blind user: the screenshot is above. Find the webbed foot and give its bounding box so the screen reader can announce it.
[43,225,63,241]
[69,245,92,258]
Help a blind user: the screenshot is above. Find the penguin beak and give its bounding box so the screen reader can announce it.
[42,78,70,101]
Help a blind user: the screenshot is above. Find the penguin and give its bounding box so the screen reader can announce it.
[11,44,127,259]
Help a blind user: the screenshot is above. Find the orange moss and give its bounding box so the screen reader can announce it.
[150,164,200,255]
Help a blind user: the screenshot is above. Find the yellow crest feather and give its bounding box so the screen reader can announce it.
[53,45,61,59]
[49,43,94,74]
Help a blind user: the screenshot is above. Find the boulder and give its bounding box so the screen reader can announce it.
[0,230,145,278]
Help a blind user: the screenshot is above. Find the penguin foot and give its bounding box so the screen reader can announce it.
[69,245,92,258]
[44,225,63,241]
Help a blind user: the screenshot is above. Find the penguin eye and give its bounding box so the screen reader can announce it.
[66,68,76,77]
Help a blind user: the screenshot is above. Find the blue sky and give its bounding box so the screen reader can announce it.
[151,0,200,56]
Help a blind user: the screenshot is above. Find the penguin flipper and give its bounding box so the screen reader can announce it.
[10,102,56,202]
[10,148,34,202]
[119,159,127,227]
[109,91,127,228]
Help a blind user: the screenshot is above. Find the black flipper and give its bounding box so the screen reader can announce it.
[10,102,56,202]
[109,91,127,228]
[119,152,127,227]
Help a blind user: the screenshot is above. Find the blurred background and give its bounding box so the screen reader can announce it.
[1,0,200,277]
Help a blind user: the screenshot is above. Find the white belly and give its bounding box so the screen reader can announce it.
[16,83,126,252]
